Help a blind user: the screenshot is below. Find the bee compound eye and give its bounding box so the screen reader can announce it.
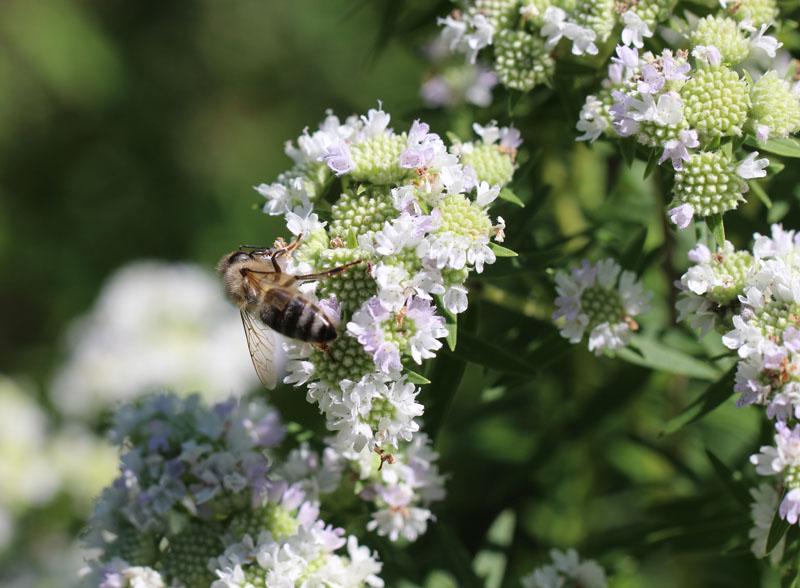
[230,252,251,263]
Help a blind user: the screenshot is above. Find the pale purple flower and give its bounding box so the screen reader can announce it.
[663,55,690,80]
[405,297,447,364]
[320,139,355,175]
[785,326,800,353]
[347,298,402,373]
[668,203,695,229]
[658,129,699,171]
[781,489,800,524]
[757,124,770,142]
[499,126,522,149]
[611,45,639,70]
[638,64,665,94]
[400,120,440,169]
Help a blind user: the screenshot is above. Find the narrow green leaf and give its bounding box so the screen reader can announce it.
[618,335,721,380]
[446,331,536,374]
[643,149,659,180]
[446,318,457,352]
[660,366,737,436]
[705,450,751,508]
[489,242,518,257]
[404,368,431,385]
[767,497,790,554]
[750,180,772,208]
[705,213,726,248]
[437,296,458,351]
[620,138,635,166]
[746,136,800,158]
[498,187,525,207]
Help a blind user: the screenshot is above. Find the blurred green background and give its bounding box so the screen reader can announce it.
[0,0,431,383]
[3,1,800,587]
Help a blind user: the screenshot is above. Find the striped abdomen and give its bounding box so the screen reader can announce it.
[259,288,337,343]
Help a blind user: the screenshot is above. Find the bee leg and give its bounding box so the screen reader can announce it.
[294,259,363,282]
[269,233,304,272]
[314,343,336,363]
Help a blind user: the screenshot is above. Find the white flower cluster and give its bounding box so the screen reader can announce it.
[552,259,652,355]
[256,106,517,453]
[51,261,261,417]
[520,548,607,588]
[338,433,446,542]
[436,0,677,92]
[688,226,800,416]
[211,525,383,588]
[675,225,800,534]
[82,392,387,588]
[574,9,798,229]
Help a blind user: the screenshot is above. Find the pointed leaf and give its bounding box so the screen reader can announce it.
[497,187,525,207]
[404,368,431,385]
[620,137,635,166]
[767,498,790,554]
[660,366,737,436]
[746,136,800,158]
[749,180,772,208]
[437,297,458,351]
[618,336,721,380]
[705,213,726,248]
[643,149,660,180]
[489,242,518,257]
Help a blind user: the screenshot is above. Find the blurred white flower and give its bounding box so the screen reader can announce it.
[51,261,265,417]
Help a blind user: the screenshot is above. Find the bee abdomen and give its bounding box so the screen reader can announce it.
[260,293,337,343]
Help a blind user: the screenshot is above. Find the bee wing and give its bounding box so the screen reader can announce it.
[240,310,278,389]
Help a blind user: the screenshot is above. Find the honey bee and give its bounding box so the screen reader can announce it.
[218,234,361,388]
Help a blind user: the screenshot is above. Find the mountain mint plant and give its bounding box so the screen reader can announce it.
[256,105,518,453]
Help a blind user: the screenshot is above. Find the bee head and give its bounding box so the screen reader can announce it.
[218,251,251,274]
